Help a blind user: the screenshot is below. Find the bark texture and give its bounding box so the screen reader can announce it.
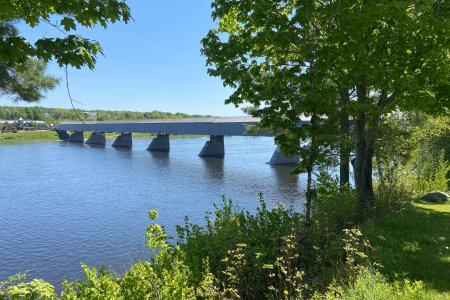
[339,90,351,186]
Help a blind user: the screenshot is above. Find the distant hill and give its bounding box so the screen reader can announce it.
[0,106,211,122]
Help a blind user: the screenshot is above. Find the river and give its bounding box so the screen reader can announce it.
[0,136,305,287]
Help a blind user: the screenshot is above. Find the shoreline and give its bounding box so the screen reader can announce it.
[0,131,206,145]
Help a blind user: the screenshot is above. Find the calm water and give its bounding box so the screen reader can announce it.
[0,136,305,287]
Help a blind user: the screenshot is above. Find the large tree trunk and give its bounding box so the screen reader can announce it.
[305,165,313,223]
[305,115,318,223]
[353,115,378,211]
[353,80,377,211]
[339,90,350,186]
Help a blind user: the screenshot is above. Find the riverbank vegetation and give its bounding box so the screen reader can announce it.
[0,131,60,144]
[0,131,205,145]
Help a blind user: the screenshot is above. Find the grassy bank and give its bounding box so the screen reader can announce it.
[361,202,450,298]
[0,131,60,144]
[0,131,205,145]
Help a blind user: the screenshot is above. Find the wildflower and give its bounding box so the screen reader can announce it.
[283,290,289,296]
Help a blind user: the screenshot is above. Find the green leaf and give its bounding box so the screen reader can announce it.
[61,17,76,31]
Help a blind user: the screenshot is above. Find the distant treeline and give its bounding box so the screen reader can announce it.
[0,106,210,122]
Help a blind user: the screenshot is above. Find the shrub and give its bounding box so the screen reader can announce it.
[311,172,359,231]
[0,274,56,300]
[314,269,435,300]
[58,210,196,300]
[415,150,450,193]
[374,168,415,214]
[176,194,305,298]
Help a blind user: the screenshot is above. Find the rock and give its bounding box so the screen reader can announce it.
[420,191,450,203]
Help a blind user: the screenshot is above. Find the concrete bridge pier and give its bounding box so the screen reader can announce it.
[67,131,84,143]
[199,135,224,158]
[56,130,70,141]
[147,134,170,152]
[86,132,106,145]
[269,146,299,166]
[112,132,132,148]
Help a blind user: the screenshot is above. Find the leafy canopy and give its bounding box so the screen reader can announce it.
[0,22,59,102]
[202,0,450,147]
[0,0,131,69]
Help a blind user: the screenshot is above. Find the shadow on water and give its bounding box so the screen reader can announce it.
[59,142,85,148]
[148,151,170,168]
[200,157,224,182]
[270,165,304,209]
[86,144,106,150]
[112,146,133,159]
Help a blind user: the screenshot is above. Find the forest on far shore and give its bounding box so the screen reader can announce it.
[0,106,210,122]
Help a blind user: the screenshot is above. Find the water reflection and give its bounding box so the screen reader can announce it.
[60,142,85,148]
[201,157,224,182]
[112,146,133,159]
[149,151,170,168]
[270,165,304,209]
[86,144,106,149]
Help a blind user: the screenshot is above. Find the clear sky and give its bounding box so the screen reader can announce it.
[7,0,244,117]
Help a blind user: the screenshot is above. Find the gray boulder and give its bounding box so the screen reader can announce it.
[420,191,449,203]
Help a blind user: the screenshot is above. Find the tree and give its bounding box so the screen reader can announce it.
[0,0,131,69]
[202,1,341,220]
[202,0,450,209]
[0,56,59,102]
[1,22,59,102]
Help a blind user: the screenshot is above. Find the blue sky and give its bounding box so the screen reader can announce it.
[9,1,244,117]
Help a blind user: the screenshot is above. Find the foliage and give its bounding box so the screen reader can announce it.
[176,194,305,298]
[415,150,450,194]
[372,115,449,210]
[374,171,414,214]
[0,0,131,70]
[341,228,372,282]
[305,172,361,284]
[58,208,196,300]
[0,274,56,300]
[311,172,359,230]
[0,24,59,102]
[374,116,416,180]
[314,269,438,300]
[1,23,59,103]
[412,116,450,192]
[264,235,307,300]
[413,116,450,164]
[0,105,209,122]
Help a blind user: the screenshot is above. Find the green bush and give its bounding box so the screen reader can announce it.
[311,172,359,231]
[33,209,196,300]
[374,168,415,214]
[412,116,450,192]
[0,274,56,300]
[176,194,305,298]
[415,150,450,194]
[314,269,442,300]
